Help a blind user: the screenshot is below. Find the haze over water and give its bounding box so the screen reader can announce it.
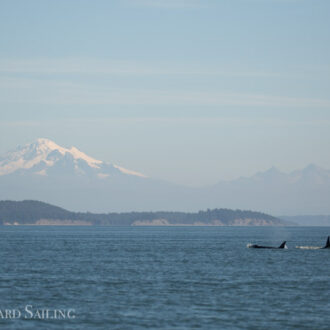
[1,226,329,329]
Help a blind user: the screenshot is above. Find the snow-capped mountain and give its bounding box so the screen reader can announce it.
[0,138,330,215]
[0,138,146,179]
[0,138,177,213]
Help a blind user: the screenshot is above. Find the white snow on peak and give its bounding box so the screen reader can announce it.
[34,138,102,168]
[68,146,102,168]
[0,138,102,175]
[35,138,63,150]
[0,138,146,178]
[113,165,147,178]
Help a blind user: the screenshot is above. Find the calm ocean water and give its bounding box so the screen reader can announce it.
[0,226,329,329]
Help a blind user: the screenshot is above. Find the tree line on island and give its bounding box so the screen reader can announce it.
[0,200,289,226]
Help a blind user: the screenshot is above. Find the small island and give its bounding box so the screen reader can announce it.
[0,200,290,226]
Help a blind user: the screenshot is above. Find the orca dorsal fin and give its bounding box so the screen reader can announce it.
[278,241,286,249]
[324,236,330,248]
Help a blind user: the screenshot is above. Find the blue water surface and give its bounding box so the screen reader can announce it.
[0,226,329,329]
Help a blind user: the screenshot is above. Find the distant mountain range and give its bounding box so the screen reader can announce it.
[0,200,289,226]
[0,138,330,215]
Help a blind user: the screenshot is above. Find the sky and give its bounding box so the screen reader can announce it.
[0,0,330,186]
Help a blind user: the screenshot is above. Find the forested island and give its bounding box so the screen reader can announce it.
[0,200,291,226]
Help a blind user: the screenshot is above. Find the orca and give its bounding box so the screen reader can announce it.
[321,236,330,249]
[247,241,287,249]
[296,236,330,249]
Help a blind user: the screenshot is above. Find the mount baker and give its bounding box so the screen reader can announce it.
[0,138,146,179]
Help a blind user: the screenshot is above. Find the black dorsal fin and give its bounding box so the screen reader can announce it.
[278,241,286,249]
[324,236,330,248]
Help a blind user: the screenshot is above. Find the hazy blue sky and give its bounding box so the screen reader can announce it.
[0,0,329,185]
